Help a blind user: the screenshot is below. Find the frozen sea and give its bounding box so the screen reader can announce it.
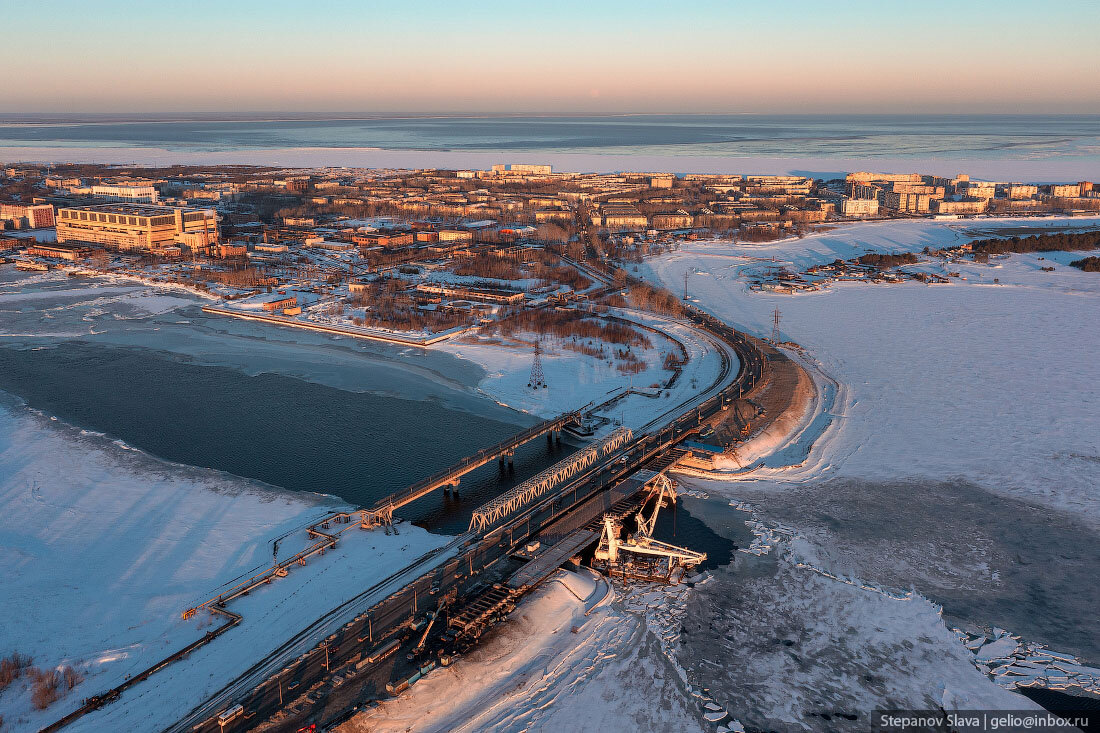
[639,217,1100,730]
[3,113,1100,179]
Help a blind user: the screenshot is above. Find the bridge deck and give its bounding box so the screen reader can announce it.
[373,411,578,514]
[506,529,597,590]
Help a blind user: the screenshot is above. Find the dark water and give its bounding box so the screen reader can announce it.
[0,341,574,532]
[1019,687,1100,731]
[3,114,1100,161]
[651,496,745,572]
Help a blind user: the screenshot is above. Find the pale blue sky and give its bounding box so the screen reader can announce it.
[6,0,1100,114]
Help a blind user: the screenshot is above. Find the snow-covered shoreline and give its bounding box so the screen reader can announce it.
[636,215,1100,726]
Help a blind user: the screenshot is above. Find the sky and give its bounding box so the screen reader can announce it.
[5,0,1100,116]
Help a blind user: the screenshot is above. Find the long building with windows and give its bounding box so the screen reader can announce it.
[55,203,217,251]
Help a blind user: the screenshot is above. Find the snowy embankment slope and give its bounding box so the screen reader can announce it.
[0,404,450,732]
[643,216,1100,523]
[340,569,705,733]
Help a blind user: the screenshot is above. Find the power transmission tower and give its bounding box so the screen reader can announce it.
[772,307,782,344]
[528,338,546,389]
[683,270,690,299]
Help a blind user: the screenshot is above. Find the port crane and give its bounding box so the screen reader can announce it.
[593,474,706,582]
[411,589,457,658]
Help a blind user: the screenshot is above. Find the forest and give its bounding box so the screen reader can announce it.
[965,230,1100,255]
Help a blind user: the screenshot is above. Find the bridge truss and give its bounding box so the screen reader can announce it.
[468,427,633,533]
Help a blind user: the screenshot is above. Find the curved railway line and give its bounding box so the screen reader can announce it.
[42,266,772,733]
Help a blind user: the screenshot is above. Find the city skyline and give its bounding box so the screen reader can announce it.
[7,0,1100,115]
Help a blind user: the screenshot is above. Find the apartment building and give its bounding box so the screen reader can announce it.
[600,202,648,230]
[0,202,55,229]
[847,172,923,184]
[491,164,553,176]
[931,199,987,215]
[881,191,936,214]
[1000,183,1038,199]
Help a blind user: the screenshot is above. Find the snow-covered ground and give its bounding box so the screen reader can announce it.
[340,569,707,733]
[644,216,1100,521]
[0,401,453,732]
[631,216,1100,725]
[0,265,732,730]
[440,308,731,435]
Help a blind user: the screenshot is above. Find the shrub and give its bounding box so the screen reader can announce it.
[63,666,84,690]
[1070,255,1100,272]
[0,652,32,691]
[30,668,62,710]
[857,252,918,268]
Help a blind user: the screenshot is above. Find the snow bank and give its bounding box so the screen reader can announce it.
[0,403,450,731]
[340,569,705,733]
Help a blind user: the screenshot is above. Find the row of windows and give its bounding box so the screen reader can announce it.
[57,210,182,227]
[60,210,150,226]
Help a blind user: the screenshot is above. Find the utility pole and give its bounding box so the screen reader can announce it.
[528,337,546,389]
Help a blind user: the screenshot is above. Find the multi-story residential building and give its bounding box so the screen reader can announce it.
[600,202,648,230]
[650,210,695,229]
[45,176,82,189]
[840,198,880,217]
[89,182,159,203]
[846,172,922,184]
[352,232,415,248]
[491,164,552,175]
[891,183,945,197]
[959,181,997,200]
[881,191,937,214]
[1046,184,1083,198]
[534,207,572,223]
[0,203,56,229]
[55,203,217,251]
[846,182,881,199]
[931,199,987,215]
[437,229,474,243]
[1000,183,1038,199]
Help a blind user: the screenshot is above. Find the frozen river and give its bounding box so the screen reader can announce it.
[0,268,571,532]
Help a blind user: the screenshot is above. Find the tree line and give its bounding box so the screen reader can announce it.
[1070,256,1100,272]
[857,252,919,268]
[964,230,1100,256]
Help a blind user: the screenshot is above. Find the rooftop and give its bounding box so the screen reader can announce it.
[58,203,211,216]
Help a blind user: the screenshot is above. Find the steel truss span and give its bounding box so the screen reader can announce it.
[468,427,633,533]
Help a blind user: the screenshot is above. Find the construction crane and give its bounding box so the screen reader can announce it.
[593,474,706,582]
[412,589,457,657]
